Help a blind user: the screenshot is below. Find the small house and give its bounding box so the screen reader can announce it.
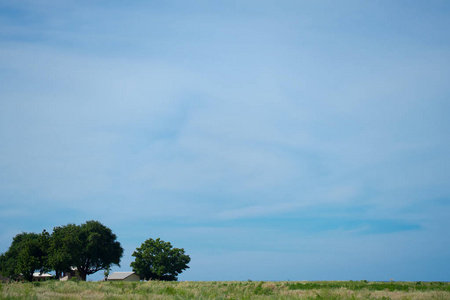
[107,272,140,281]
[60,268,81,281]
[32,272,54,281]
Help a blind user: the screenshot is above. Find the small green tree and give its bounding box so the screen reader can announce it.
[103,266,111,281]
[131,238,190,281]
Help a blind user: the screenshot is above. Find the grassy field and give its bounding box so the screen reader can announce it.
[0,280,449,299]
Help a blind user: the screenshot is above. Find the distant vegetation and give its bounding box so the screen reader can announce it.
[131,238,190,281]
[0,221,123,281]
[0,221,190,282]
[0,280,449,299]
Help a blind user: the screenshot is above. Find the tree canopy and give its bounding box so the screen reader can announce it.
[0,220,123,281]
[48,223,81,279]
[74,220,124,281]
[131,238,190,281]
[0,231,49,281]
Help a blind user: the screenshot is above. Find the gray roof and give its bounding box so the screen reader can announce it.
[107,272,138,280]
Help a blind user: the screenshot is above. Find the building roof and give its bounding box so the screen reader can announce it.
[33,272,53,278]
[107,272,138,280]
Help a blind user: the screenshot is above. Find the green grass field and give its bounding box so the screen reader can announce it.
[1,280,449,299]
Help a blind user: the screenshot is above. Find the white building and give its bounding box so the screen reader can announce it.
[32,272,53,281]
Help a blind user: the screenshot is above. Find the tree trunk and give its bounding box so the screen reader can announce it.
[79,270,87,281]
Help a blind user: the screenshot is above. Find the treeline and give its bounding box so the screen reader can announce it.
[0,220,123,281]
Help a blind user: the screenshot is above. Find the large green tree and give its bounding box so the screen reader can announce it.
[131,238,190,281]
[48,223,82,279]
[1,221,123,281]
[0,231,49,281]
[48,220,124,281]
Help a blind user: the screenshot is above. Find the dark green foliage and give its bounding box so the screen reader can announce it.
[131,238,190,281]
[49,220,124,281]
[76,220,124,280]
[48,223,81,279]
[0,231,49,281]
[1,221,123,282]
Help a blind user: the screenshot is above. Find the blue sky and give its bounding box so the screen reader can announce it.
[1,0,449,281]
